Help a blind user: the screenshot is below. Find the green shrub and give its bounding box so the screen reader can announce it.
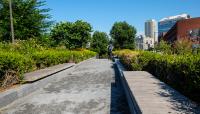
[154,40,172,54]
[0,40,96,88]
[113,49,139,70]
[0,52,35,87]
[32,49,96,69]
[115,50,200,103]
[173,38,193,55]
[0,39,45,55]
[32,50,69,69]
[70,50,96,63]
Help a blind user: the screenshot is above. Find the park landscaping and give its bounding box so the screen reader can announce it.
[114,49,200,103]
[0,40,96,88]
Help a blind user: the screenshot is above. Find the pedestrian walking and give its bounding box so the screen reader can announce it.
[108,42,113,59]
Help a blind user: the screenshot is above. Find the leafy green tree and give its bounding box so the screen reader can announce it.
[0,0,52,41]
[91,31,109,56]
[110,21,136,49]
[50,20,92,49]
[72,20,92,48]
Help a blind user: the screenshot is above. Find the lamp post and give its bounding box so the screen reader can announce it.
[9,0,14,43]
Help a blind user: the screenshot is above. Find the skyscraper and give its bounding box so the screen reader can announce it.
[145,19,157,41]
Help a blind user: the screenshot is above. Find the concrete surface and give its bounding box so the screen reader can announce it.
[123,71,200,114]
[115,59,141,114]
[0,59,129,114]
[24,63,75,82]
[0,63,75,109]
[110,63,130,114]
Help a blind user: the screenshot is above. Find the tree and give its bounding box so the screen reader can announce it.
[110,21,136,49]
[50,20,92,49]
[0,0,52,42]
[91,31,109,56]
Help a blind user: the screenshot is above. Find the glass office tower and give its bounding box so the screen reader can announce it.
[158,14,190,38]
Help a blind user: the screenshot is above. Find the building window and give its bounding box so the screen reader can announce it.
[188,28,200,42]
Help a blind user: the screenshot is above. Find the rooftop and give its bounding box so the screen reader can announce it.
[159,14,190,22]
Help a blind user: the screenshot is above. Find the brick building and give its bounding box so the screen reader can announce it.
[163,17,200,44]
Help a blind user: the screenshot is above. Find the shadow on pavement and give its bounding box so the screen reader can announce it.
[156,82,200,114]
[110,63,130,114]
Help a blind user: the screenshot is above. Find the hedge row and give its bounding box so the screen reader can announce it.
[32,49,96,69]
[0,49,96,87]
[114,50,200,103]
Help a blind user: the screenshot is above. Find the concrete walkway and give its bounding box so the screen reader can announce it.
[123,71,200,114]
[0,59,129,114]
[24,63,75,82]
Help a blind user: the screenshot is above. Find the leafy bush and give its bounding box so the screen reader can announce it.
[114,50,200,103]
[0,41,96,88]
[32,49,96,69]
[0,39,45,54]
[174,38,193,55]
[0,52,35,87]
[155,38,193,55]
[113,49,139,70]
[32,50,70,69]
[154,40,172,54]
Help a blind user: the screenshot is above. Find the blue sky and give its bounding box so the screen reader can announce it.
[45,0,200,35]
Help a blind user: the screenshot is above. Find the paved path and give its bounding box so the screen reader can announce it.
[0,59,129,114]
[123,71,200,114]
[24,63,75,82]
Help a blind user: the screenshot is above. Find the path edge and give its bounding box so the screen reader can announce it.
[114,59,142,114]
[0,57,95,109]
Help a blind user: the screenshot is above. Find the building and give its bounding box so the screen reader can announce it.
[135,35,155,50]
[135,35,143,50]
[163,17,200,44]
[145,19,158,42]
[136,19,157,50]
[158,14,190,40]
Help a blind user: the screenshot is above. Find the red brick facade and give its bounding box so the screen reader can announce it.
[163,17,200,44]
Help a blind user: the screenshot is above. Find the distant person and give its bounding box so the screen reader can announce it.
[108,43,113,59]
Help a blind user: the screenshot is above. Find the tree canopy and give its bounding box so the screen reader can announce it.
[110,21,136,49]
[0,0,52,41]
[50,20,92,49]
[91,31,109,56]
